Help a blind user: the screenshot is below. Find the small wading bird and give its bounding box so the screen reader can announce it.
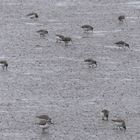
[114,41,129,49]
[37,119,51,132]
[61,36,72,46]
[101,109,109,121]
[84,58,97,68]
[26,12,38,19]
[55,34,65,43]
[118,15,125,23]
[36,115,54,132]
[36,115,53,132]
[81,25,93,32]
[36,30,48,37]
[0,60,8,70]
[112,119,126,131]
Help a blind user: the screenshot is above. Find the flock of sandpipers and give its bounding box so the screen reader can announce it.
[0,13,129,70]
[0,10,130,134]
[24,12,129,133]
[36,110,126,133]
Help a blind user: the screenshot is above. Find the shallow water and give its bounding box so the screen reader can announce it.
[0,0,140,140]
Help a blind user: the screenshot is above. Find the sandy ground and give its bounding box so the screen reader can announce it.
[0,0,140,139]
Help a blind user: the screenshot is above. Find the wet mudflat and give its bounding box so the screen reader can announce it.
[0,0,140,139]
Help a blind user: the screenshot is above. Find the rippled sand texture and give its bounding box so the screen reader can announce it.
[0,0,140,139]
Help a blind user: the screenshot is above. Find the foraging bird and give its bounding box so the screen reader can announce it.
[114,41,129,48]
[36,115,53,124]
[56,34,65,42]
[0,60,8,70]
[84,58,97,68]
[101,109,109,121]
[61,36,72,46]
[118,15,125,22]
[36,30,48,37]
[36,115,53,132]
[112,119,126,131]
[81,25,93,32]
[26,12,38,19]
[37,119,51,132]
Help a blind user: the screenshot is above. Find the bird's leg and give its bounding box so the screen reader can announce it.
[56,39,59,43]
[2,65,5,70]
[71,40,73,44]
[102,117,104,120]
[65,42,68,46]
[94,64,97,68]
[42,128,45,133]
[106,117,108,121]
[102,116,104,120]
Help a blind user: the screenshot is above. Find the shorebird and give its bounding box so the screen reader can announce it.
[0,60,8,70]
[114,41,129,49]
[26,12,38,19]
[112,119,126,131]
[36,115,53,124]
[81,25,93,32]
[61,36,72,46]
[56,34,65,43]
[36,115,53,132]
[118,15,125,22]
[36,119,51,132]
[101,109,109,121]
[36,30,48,37]
[84,58,97,68]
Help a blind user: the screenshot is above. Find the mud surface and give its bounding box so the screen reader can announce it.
[0,0,140,139]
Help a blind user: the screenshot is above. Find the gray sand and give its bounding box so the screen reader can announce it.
[0,0,140,139]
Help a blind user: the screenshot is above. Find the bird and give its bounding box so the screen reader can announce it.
[36,115,53,124]
[61,36,72,46]
[114,41,129,48]
[36,119,51,132]
[101,109,109,121]
[36,30,48,37]
[0,60,8,70]
[36,115,54,132]
[118,15,125,22]
[112,119,126,131]
[84,58,97,68]
[81,25,93,32]
[55,34,65,43]
[26,12,38,19]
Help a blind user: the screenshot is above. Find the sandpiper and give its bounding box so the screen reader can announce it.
[36,115,53,132]
[36,115,53,124]
[0,60,8,70]
[114,41,129,48]
[26,12,38,19]
[101,109,109,121]
[56,34,65,42]
[61,36,72,46]
[118,15,125,22]
[112,119,126,131]
[84,58,97,68]
[81,25,93,32]
[36,30,48,37]
[36,119,51,132]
